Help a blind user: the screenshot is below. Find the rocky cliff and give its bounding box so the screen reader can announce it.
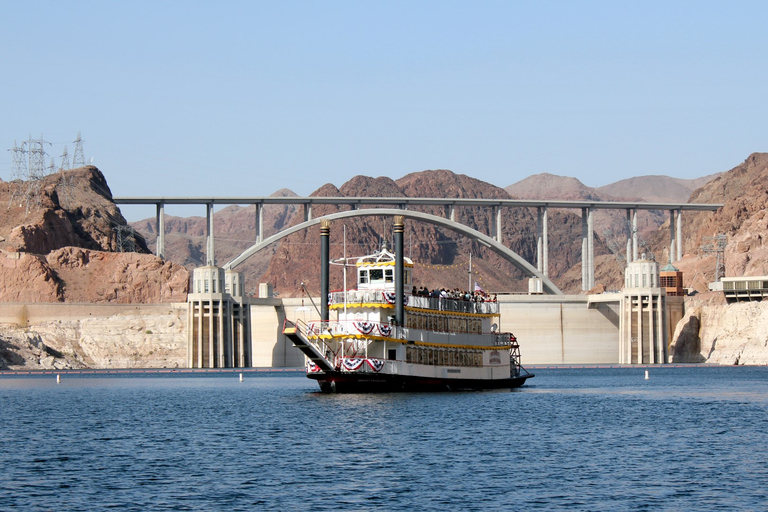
[671,295,768,365]
[0,306,187,370]
[663,153,768,363]
[0,167,189,303]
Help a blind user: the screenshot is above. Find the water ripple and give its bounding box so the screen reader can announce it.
[1,368,767,510]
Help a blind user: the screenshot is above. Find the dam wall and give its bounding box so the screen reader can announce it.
[497,295,620,365]
[2,294,673,368]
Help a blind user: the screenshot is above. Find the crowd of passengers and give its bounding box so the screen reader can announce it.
[411,286,497,303]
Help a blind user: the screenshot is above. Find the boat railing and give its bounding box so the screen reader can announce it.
[291,318,336,361]
[306,319,396,338]
[329,290,499,314]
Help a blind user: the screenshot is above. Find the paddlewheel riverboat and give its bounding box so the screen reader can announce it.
[282,217,533,392]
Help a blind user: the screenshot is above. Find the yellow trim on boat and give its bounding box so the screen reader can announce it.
[356,261,414,267]
[329,303,394,310]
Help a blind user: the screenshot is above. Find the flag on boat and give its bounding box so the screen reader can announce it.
[474,281,483,292]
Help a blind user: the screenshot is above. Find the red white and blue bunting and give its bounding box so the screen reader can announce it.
[366,358,385,372]
[354,321,375,335]
[340,358,384,372]
[377,323,393,337]
[342,358,365,371]
[307,360,322,373]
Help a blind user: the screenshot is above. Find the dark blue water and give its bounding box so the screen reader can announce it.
[1,367,767,511]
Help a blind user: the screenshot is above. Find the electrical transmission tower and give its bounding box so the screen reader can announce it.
[113,225,137,253]
[72,131,86,168]
[7,140,26,208]
[26,134,50,180]
[9,140,27,178]
[59,146,70,171]
[8,135,51,214]
[701,234,727,282]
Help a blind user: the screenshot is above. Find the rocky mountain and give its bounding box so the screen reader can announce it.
[649,153,768,292]
[596,174,720,203]
[0,167,188,303]
[506,173,605,201]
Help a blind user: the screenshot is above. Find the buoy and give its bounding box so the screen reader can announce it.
[239,373,243,382]
[56,374,61,384]
[644,369,649,380]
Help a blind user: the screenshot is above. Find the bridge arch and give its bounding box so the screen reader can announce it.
[223,208,563,295]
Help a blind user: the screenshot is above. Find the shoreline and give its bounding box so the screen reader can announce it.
[0,362,754,377]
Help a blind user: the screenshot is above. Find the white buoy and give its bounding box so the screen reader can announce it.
[56,374,61,384]
[644,369,649,380]
[239,373,244,382]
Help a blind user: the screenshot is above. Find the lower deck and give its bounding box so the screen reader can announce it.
[309,369,534,393]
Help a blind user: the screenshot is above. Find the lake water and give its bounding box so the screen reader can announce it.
[1,366,767,511]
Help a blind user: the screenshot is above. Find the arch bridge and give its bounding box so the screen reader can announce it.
[114,196,723,293]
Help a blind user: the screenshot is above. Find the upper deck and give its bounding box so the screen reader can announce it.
[329,244,498,315]
[329,290,499,315]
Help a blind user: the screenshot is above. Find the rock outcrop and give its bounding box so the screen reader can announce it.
[0,167,188,304]
[0,306,187,370]
[670,297,768,365]
[1,166,148,254]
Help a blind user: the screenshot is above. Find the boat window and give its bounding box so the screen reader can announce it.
[359,269,368,284]
[369,269,383,281]
[385,269,394,283]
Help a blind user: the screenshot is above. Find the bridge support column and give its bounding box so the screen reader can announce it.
[587,207,594,289]
[206,203,214,266]
[495,206,502,244]
[255,203,263,244]
[669,209,676,264]
[542,206,549,277]
[632,208,638,261]
[155,202,165,259]
[304,204,313,222]
[537,206,549,276]
[676,209,682,261]
[446,204,456,222]
[581,208,594,291]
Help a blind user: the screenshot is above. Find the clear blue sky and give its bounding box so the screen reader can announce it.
[2,1,766,219]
